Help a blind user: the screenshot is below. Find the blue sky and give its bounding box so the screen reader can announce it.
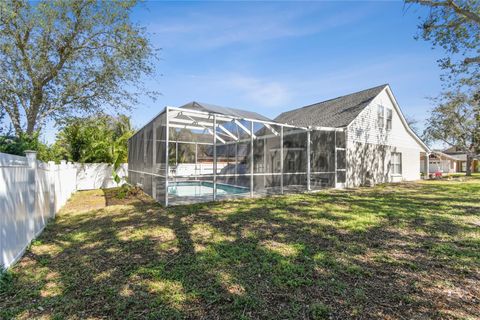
[44,0,443,142]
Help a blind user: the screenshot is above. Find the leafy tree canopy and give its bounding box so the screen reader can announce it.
[423,90,480,174]
[0,0,157,136]
[53,113,134,164]
[408,0,480,175]
[407,0,480,89]
[0,132,55,161]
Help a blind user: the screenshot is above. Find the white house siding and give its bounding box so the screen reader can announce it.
[345,88,425,187]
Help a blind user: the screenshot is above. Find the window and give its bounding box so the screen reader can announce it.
[391,152,402,175]
[386,109,392,130]
[377,105,384,128]
[286,152,297,172]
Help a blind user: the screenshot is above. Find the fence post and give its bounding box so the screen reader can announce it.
[307,129,311,191]
[66,162,72,197]
[48,161,56,217]
[25,151,37,241]
[250,121,254,198]
[280,127,284,194]
[60,160,66,207]
[213,114,217,202]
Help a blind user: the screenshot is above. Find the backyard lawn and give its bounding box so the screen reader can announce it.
[1,178,479,319]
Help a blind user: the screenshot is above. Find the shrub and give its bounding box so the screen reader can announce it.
[0,133,60,162]
[309,302,331,319]
[115,184,141,200]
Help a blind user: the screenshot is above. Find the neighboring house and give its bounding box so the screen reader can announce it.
[441,146,479,173]
[275,84,430,187]
[421,151,458,174]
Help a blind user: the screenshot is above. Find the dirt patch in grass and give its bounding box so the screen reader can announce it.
[61,189,107,213]
[1,181,479,319]
[102,185,155,207]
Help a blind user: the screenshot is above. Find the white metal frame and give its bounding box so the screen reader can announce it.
[128,105,346,206]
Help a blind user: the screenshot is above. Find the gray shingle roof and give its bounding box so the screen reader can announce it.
[448,154,467,161]
[180,101,272,122]
[275,84,388,128]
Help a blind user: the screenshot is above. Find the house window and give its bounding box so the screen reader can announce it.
[386,109,392,130]
[286,152,297,172]
[377,105,384,128]
[391,152,402,175]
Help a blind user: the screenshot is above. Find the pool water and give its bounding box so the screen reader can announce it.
[168,181,249,197]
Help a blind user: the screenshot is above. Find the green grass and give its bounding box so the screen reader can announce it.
[1,178,479,319]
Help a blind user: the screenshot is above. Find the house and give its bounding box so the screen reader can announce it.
[420,151,458,175]
[275,84,430,187]
[420,147,480,175]
[128,84,431,206]
[436,146,479,173]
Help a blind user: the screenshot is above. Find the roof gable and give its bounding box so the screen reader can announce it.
[380,85,430,152]
[275,84,387,128]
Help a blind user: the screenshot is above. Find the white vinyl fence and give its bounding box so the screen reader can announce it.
[76,163,128,190]
[0,151,76,269]
[0,152,128,269]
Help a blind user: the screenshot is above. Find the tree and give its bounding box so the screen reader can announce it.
[0,107,6,135]
[54,113,134,164]
[406,0,480,88]
[407,0,480,175]
[0,0,156,136]
[423,90,480,175]
[53,114,134,184]
[0,132,56,161]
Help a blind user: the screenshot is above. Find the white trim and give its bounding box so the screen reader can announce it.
[213,114,217,201]
[250,121,254,197]
[168,106,306,129]
[169,117,216,127]
[307,130,311,191]
[128,169,166,178]
[218,124,238,141]
[130,104,343,141]
[234,119,257,138]
[264,123,280,136]
[391,151,402,175]
[165,108,169,206]
[430,151,458,161]
[384,86,430,152]
[168,171,323,178]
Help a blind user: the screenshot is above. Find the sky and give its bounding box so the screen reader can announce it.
[44,0,444,143]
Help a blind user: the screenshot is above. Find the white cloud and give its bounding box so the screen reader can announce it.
[147,5,370,50]
[228,75,292,108]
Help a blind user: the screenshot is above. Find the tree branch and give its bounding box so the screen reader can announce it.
[448,0,480,25]
[409,0,480,25]
[464,56,480,65]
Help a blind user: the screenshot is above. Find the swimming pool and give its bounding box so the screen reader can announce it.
[168,181,249,198]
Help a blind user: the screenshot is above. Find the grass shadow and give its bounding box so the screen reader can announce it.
[1,180,479,319]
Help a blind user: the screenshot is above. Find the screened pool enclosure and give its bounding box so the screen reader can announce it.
[128,102,346,206]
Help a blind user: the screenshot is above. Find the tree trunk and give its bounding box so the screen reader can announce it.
[466,154,473,176]
[26,114,37,135]
[26,88,43,135]
[11,117,24,137]
[3,105,24,137]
